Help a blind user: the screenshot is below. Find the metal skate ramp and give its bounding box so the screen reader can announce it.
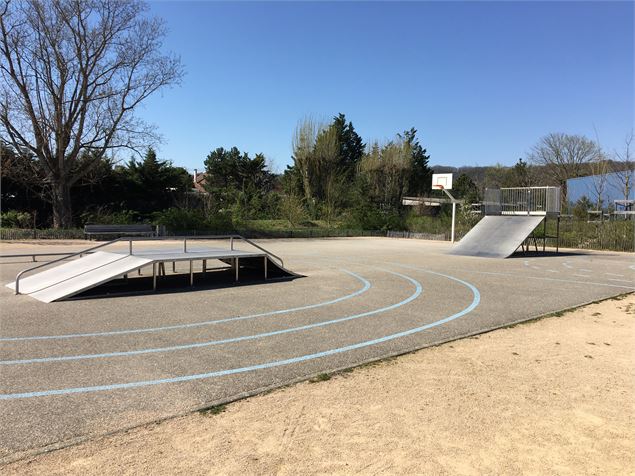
[6,252,152,303]
[6,236,299,303]
[448,215,545,258]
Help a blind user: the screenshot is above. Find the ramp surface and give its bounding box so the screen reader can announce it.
[6,252,152,303]
[449,215,544,258]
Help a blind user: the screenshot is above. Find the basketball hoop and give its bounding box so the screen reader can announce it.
[432,184,444,191]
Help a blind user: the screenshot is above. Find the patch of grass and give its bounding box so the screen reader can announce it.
[505,292,634,330]
[198,404,227,416]
[309,373,331,383]
[610,294,628,301]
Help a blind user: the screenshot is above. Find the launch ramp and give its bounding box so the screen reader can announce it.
[6,235,299,303]
[6,252,153,303]
[449,215,545,258]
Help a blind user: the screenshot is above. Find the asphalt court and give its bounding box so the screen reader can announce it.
[0,237,633,461]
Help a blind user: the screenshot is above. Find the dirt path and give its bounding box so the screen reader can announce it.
[6,294,634,475]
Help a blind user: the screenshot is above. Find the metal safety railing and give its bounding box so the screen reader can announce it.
[484,187,561,215]
[10,234,284,295]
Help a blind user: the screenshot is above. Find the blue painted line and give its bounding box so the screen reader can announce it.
[0,268,479,400]
[468,270,635,290]
[0,269,370,342]
[0,270,419,366]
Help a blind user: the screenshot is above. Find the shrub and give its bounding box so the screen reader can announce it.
[344,204,406,231]
[279,195,307,227]
[0,210,32,228]
[206,210,234,231]
[153,207,234,232]
[153,208,208,231]
[80,209,140,225]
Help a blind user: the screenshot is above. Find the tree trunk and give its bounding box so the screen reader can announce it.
[51,181,73,228]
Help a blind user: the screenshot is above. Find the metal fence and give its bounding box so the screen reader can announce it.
[0,228,86,240]
[161,228,387,239]
[0,227,388,241]
[386,230,467,241]
[390,219,633,252]
[2,221,631,252]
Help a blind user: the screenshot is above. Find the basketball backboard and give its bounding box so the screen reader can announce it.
[432,173,453,190]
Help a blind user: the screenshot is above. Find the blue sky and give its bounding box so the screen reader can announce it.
[140,1,634,173]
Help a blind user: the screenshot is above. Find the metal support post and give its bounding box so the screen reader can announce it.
[442,188,458,244]
[235,257,239,282]
[451,202,456,243]
[183,239,187,253]
[152,262,157,291]
[230,236,234,250]
[189,260,194,286]
[264,256,268,280]
[172,261,176,273]
[203,259,207,273]
[129,240,133,255]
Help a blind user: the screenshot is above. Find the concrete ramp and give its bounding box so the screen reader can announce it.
[6,252,152,303]
[449,215,545,258]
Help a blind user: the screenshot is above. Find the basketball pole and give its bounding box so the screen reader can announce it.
[437,186,458,243]
[451,201,456,243]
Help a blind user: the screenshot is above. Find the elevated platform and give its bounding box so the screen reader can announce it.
[6,236,299,303]
[449,215,546,259]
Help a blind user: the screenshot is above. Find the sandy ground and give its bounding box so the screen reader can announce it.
[4,293,634,475]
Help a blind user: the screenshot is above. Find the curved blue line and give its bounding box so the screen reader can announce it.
[1,270,419,366]
[0,269,370,342]
[0,268,479,399]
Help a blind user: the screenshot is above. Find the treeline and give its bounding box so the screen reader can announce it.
[2,119,632,231]
[1,146,192,227]
[2,113,434,231]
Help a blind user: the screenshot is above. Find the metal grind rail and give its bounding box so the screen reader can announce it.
[10,235,285,296]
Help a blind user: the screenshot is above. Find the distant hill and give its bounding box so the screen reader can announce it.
[430,162,633,191]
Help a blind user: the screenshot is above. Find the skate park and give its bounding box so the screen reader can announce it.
[1,182,633,461]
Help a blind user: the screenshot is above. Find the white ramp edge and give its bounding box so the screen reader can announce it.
[448,215,545,259]
[6,252,152,303]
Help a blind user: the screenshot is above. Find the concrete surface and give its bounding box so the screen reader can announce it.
[0,237,633,462]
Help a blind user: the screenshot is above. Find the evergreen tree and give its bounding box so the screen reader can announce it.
[125,147,191,214]
[453,173,479,204]
[204,146,275,216]
[400,128,432,196]
[332,113,365,174]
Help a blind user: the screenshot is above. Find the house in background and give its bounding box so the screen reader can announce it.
[192,169,208,194]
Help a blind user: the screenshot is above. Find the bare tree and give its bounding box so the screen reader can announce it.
[292,118,317,203]
[359,138,412,208]
[0,0,183,227]
[528,133,601,208]
[611,131,634,202]
[588,152,611,216]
